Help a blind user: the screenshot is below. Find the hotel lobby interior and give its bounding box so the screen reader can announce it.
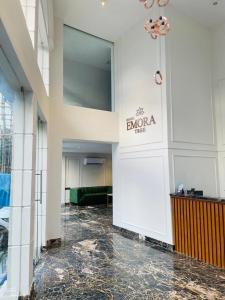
[0,0,225,299]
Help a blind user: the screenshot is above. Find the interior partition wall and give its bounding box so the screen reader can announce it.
[113,4,222,247]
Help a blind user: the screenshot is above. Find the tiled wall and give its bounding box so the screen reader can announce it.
[8,92,37,296]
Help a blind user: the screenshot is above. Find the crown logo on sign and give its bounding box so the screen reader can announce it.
[136,107,145,116]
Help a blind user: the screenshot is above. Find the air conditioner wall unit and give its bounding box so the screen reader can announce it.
[83,158,105,165]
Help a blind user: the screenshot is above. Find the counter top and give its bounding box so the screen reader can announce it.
[170,194,225,204]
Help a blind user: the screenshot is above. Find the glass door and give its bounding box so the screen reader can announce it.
[33,119,43,265]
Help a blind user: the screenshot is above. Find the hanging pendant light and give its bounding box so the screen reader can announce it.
[139,0,170,9]
[157,0,170,7]
[139,0,170,86]
[139,0,154,9]
[144,16,170,39]
[154,71,163,85]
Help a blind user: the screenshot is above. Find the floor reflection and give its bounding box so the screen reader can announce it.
[0,224,8,286]
[34,206,225,299]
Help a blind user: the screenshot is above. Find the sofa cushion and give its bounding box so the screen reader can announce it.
[70,186,112,206]
[79,193,107,206]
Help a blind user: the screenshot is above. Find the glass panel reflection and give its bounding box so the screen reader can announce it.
[64,25,113,111]
[0,89,13,286]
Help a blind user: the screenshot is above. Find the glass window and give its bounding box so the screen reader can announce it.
[37,0,50,95]
[64,26,113,111]
[19,0,36,47]
[20,0,50,95]
[0,57,14,287]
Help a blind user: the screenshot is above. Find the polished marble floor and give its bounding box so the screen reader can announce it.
[34,205,225,299]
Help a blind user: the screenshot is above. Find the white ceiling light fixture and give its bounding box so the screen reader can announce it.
[101,0,107,7]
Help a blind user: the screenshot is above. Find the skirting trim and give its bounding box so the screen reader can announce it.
[113,224,174,252]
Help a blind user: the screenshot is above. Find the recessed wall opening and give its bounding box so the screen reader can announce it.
[63,25,113,111]
[61,140,112,209]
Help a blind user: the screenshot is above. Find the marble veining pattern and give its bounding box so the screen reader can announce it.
[34,206,225,299]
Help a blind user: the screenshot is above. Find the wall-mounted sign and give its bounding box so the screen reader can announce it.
[126,107,156,134]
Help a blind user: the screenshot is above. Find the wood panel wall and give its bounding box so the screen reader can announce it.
[171,196,225,269]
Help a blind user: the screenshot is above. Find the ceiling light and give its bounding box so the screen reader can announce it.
[101,0,107,6]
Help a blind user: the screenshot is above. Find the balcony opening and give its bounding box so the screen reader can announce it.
[63,25,113,111]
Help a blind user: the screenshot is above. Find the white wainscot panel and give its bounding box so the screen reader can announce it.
[117,20,164,148]
[173,155,218,197]
[222,156,225,197]
[217,79,225,148]
[218,152,225,197]
[168,7,214,146]
[219,80,225,149]
[66,158,80,187]
[171,66,214,146]
[119,155,168,239]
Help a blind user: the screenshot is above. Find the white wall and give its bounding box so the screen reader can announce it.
[48,17,118,241]
[113,4,173,245]
[215,79,225,197]
[2,1,222,297]
[64,59,111,111]
[113,5,220,246]
[0,7,118,246]
[213,24,225,197]
[62,153,112,204]
[0,1,48,298]
[213,25,225,83]
[165,6,218,197]
[0,0,49,121]
[0,2,118,298]
[62,105,118,143]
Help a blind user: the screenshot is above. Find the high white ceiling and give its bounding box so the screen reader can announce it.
[54,0,225,41]
[63,141,112,154]
[172,0,225,29]
[54,0,149,41]
[64,25,112,71]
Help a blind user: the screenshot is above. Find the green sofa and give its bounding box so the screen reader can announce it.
[70,186,112,206]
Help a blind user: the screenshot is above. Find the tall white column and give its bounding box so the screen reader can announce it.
[46,17,63,241]
[37,121,48,248]
[7,91,37,298]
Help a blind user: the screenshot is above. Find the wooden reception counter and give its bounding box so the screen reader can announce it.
[171,195,225,269]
